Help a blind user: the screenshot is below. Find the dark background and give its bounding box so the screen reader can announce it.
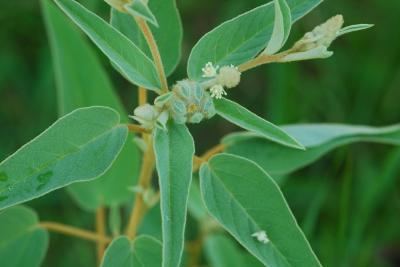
[0,0,399,266]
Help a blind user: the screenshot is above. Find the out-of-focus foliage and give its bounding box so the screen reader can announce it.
[0,0,399,266]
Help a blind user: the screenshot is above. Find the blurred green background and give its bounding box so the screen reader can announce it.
[1,0,399,266]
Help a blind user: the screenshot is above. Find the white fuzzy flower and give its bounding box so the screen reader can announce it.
[209,84,227,99]
[252,230,270,244]
[217,65,241,89]
[202,62,219,78]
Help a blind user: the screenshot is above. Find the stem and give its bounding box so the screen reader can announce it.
[127,124,151,134]
[96,207,107,263]
[39,222,112,243]
[135,18,169,93]
[125,137,156,239]
[193,144,226,172]
[238,52,287,72]
[138,87,148,105]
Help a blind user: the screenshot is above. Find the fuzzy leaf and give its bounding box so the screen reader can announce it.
[0,206,48,267]
[54,0,160,91]
[200,154,322,267]
[42,0,140,210]
[265,0,292,54]
[214,98,303,149]
[124,0,158,27]
[154,122,195,267]
[187,0,322,80]
[224,124,400,175]
[0,107,127,210]
[101,235,162,267]
[111,0,182,76]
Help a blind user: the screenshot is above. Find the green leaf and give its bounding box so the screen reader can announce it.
[54,0,160,91]
[0,107,127,210]
[265,0,292,55]
[188,181,208,221]
[214,98,303,149]
[337,24,374,37]
[42,0,140,210]
[200,154,322,267]
[205,234,264,267]
[125,0,158,27]
[205,234,244,267]
[154,122,195,267]
[223,124,400,176]
[0,206,48,267]
[111,0,182,76]
[101,235,162,267]
[187,0,322,80]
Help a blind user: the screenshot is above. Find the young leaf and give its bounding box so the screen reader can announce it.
[154,122,195,267]
[0,107,127,210]
[223,124,400,176]
[54,0,160,91]
[42,0,140,211]
[125,0,158,27]
[111,0,182,76]
[214,98,303,149]
[101,235,162,267]
[265,0,292,55]
[336,24,374,37]
[200,154,322,267]
[0,206,48,267]
[187,0,322,80]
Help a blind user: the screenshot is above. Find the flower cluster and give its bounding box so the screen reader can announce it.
[201,62,241,99]
[131,80,217,128]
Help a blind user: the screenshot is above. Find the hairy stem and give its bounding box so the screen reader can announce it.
[138,86,148,105]
[238,52,287,72]
[135,18,169,93]
[96,207,107,263]
[39,222,112,243]
[127,124,151,134]
[193,144,226,172]
[125,137,156,239]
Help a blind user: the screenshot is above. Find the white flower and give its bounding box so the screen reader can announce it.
[217,65,241,88]
[252,230,270,244]
[209,84,227,99]
[202,62,219,78]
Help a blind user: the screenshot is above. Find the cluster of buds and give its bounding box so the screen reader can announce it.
[168,80,216,124]
[279,15,345,62]
[202,62,241,99]
[131,80,217,128]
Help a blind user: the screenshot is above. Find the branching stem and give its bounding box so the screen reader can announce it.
[96,207,107,263]
[125,138,156,239]
[40,222,112,243]
[238,52,288,72]
[134,18,169,93]
[193,144,226,172]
